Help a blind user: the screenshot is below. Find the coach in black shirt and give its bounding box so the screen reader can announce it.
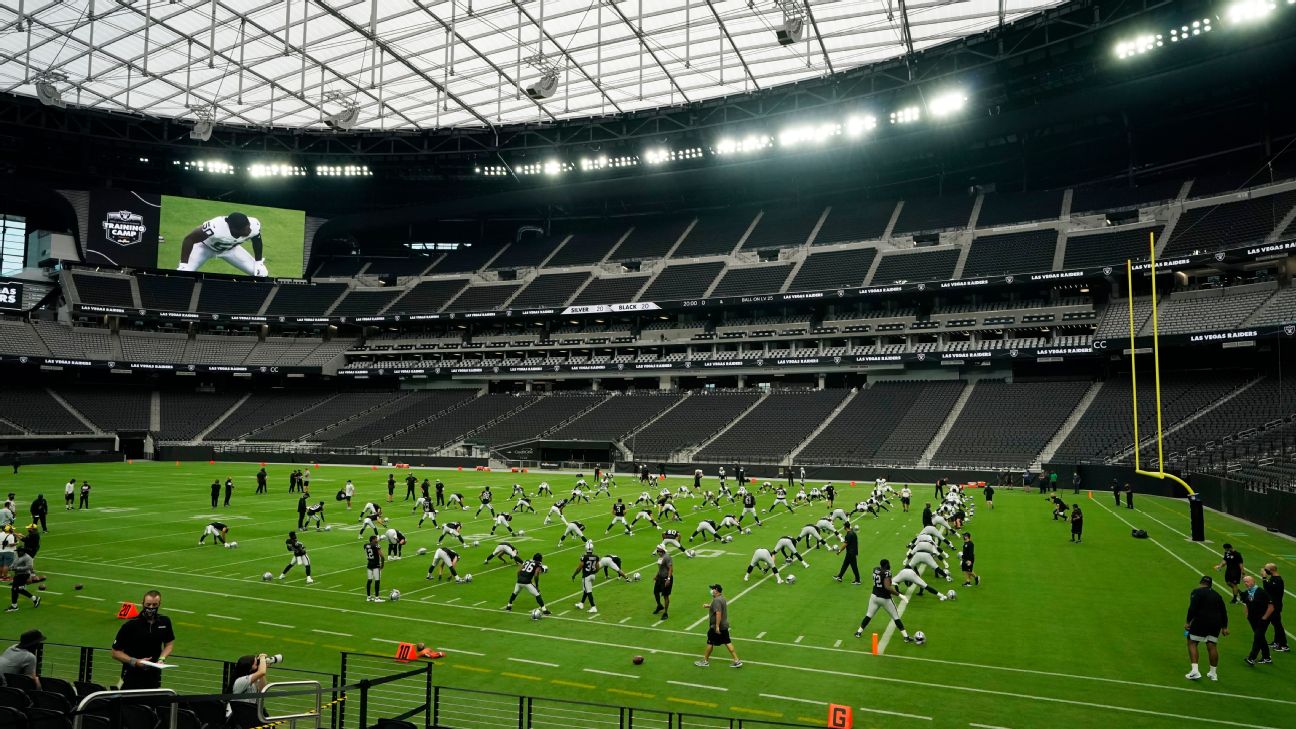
[112,590,176,689]
[834,523,860,584]
[1262,563,1288,652]
[1240,575,1274,665]
[1184,575,1228,681]
[921,504,933,528]
[297,493,308,529]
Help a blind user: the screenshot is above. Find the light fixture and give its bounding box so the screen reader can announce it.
[525,55,562,101]
[928,90,968,118]
[322,91,360,131]
[890,106,920,124]
[1226,0,1277,22]
[845,115,877,137]
[774,0,808,45]
[187,104,216,142]
[33,72,67,108]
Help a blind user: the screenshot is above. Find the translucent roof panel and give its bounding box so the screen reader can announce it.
[0,0,1064,131]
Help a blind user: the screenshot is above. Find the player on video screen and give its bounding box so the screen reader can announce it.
[177,212,268,276]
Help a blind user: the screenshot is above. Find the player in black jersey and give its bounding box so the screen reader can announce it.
[438,521,465,546]
[1215,544,1245,603]
[363,536,385,603]
[475,487,495,517]
[491,512,515,536]
[505,554,550,614]
[960,532,979,586]
[199,521,228,545]
[404,474,417,501]
[606,499,630,534]
[383,528,406,559]
[513,496,535,513]
[739,493,763,526]
[486,542,521,565]
[387,473,396,503]
[427,546,462,581]
[304,501,326,530]
[572,543,602,614]
[279,531,314,584]
[853,559,915,643]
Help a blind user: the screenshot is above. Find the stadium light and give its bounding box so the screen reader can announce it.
[845,115,877,138]
[890,106,920,125]
[33,72,67,108]
[1226,0,1277,22]
[714,135,772,155]
[182,160,234,175]
[1114,34,1162,59]
[928,90,968,118]
[249,163,308,178]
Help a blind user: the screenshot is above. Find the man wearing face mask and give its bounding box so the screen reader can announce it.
[111,590,176,690]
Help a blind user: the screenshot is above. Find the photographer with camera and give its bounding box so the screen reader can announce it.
[227,652,281,728]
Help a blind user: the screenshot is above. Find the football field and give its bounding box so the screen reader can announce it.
[9,461,1294,729]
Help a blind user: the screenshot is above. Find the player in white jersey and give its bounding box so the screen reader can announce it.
[717,514,742,533]
[900,486,912,512]
[690,519,719,542]
[773,536,810,568]
[178,212,268,276]
[630,507,660,531]
[593,479,612,498]
[382,528,406,559]
[598,555,629,581]
[490,513,516,536]
[659,530,688,555]
[64,479,75,510]
[558,520,586,545]
[908,539,946,563]
[358,507,385,538]
[512,496,535,513]
[768,487,794,514]
[438,521,465,546]
[426,546,464,581]
[415,497,438,528]
[891,566,949,599]
[700,490,721,509]
[813,517,842,542]
[918,525,955,548]
[798,523,831,549]
[636,491,655,507]
[536,481,553,496]
[304,501,326,529]
[511,483,527,500]
[808,486,822,502]
[829,506,852,523]
[905,550,953,581]
[446,492,465,509]
[744,548,785,584]
[486,542,520,565]
[793,487,809,505]
[569,485,589,504]
[544,499,568,525]
[657,498,681,522]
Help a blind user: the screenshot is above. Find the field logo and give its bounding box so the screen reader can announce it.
[103,210,147,246]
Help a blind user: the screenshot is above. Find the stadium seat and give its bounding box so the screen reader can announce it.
[0,687,31,711]
[28,691,70,714]
[0,706,25,729]
[37,678,75,709]
[1,674,37,691]
[27,706,72,729]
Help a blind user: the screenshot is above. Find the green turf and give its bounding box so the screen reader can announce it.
[6,462,1294,729]
[158,195,305,278]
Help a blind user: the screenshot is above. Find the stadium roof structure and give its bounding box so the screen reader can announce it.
[0,0,1063,132]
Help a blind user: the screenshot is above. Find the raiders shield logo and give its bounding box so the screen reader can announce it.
[833,356,842,364]
[685,361,693,369]
[107,361,116,368]
[260,366,268,373]
[1010,349,1019,358]
[493,367,500,373]
[1285,325,1295,337]
[186,364,195,371]
[434,367,441,374]
[102,210,146,246]
[917,352,926,361]
[1005,275,1014,284]
[1214,252,1225,261]
[1102,266,1113,275]
[18,356,28,364]
[836,289,845,297]
[617,363,625,371]
[917,283,927,291]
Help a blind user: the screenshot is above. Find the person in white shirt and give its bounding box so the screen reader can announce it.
[64,479,76,510]
[177,212,268,276]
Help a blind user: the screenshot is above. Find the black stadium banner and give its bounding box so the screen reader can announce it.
[71,238,1296,328]
[0,354,320,376]
[84,189,162,269]
[0,279,24,311]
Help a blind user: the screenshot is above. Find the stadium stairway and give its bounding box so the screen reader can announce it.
[149,390,161,433]
[495,394,613,449]
[1112,374,1265,465]
[438,396,544,453]
[45,388,103,434]
[916,381,975,468]
[192,393,252,443]
[363,391,484,449]
[675,389,771,462]
[619,391,694,456]
[786,388,860,464]
[1033,380,1104,468]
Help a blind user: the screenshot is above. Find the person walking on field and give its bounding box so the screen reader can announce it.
[695,584,742,668]
[1262,564,1288,653]
[1240,575,1274,666]
[834,522,860,584]
[1184,575,1228,681]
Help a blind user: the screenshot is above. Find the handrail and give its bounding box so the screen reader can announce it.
[73,688,178,729]
[257,680,324,728]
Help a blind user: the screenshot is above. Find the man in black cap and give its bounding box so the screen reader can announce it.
[695,584,742,668]
[0,630,44,689]
[111,590,176,690]
[1184,575,1228,681]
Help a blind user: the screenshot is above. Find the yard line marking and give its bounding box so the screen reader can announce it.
[731,706,782,718]
[584,668,637,679]
[311,629,352,637]
[36,590,62,595]
[75,595,105,601]
[607,688,654,699]
[794,635,804,644]
[833,639,842,648]
[761,693,821,705]
[165,607,193,613]
[445,597,461,604]
[755,631,766,639]
[258,621,294,629]
[557,610,571,616]
[970,723,1012,729]
[551,679,595,690]
[619,617,633,624]
[448,665,491,673]
[500,671,541,681]
[207,614,241,621]
[438,647,485,657]
[507,658,559,668]
[667,697,717,708]
[371,638,399,644]
[666,680,727,692]
[472,600,485,606]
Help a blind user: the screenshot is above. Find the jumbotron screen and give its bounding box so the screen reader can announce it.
[158,195,305,278]
[85,189,306,278]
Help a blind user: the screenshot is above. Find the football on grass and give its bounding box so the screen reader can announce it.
[74,584,83,590]
[37,584,47,591]
[632,655,644,665]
